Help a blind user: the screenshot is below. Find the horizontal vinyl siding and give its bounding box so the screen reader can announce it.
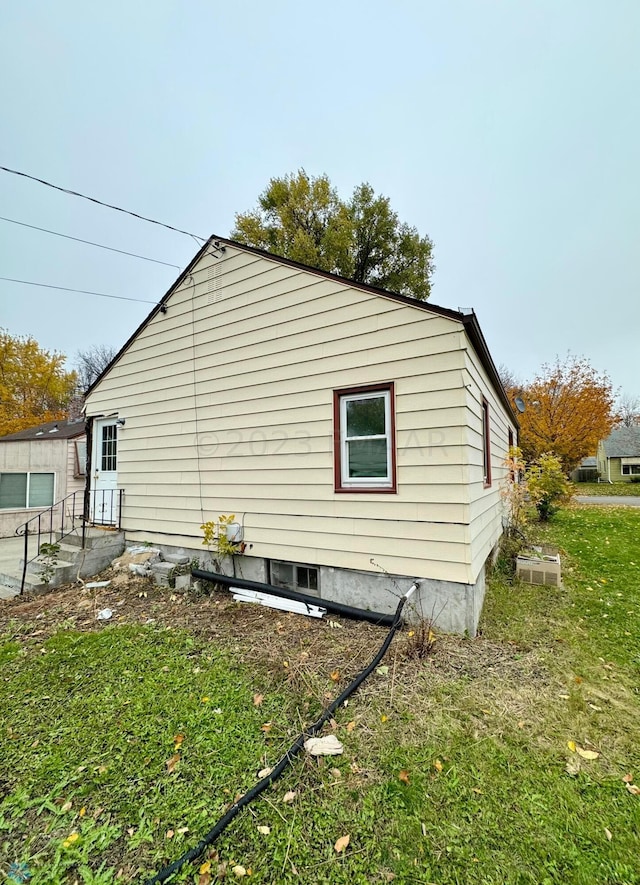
[88,247,473,584]
[464,347,515,579]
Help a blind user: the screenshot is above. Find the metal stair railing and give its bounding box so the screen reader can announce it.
[15,488,123,594]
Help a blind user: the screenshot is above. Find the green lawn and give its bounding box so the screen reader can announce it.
[1,505,639,884]
[574,481,640,497]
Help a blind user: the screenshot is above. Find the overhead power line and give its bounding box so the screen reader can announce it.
[0,276,157,304]
[0,215,181,268]
[0,165,206,243]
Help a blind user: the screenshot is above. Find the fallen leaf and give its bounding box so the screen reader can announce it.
[334,834,350,853]
[199,862,211,875]
[576,747,599,760]
[260,722,272,733]
[165,829,174,839]
[346,721,356,732]
[330,767,342,778]
[198,875,212,885]
[173,734,184,749]
[127,827,135,836]
[330,670,340,682]
[79,807,86,817]
[622,773,633,783]
[398,770,410,784]
[177,826,189,834]
[257,825,271,835]
[253,694,264,707]
[97,765,108,774]
[257,767,273,778]
[232,865,247,877]
[517,720,525,729]
[61,800,72,813]
[567,740,577,752]
[604,828,613,841]
[472,787,483,794]
[283,790,296,803]
[376,666,389,676]
[433,759,443,772]
[626,783,640,796]
[381,714,388,723]
[565,759,581,776]
[201,697,210,703]
[166,753,180,773]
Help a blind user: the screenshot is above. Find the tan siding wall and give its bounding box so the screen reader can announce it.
[0,439,73,536]
[463,347,516,578]
[87,247,486,583]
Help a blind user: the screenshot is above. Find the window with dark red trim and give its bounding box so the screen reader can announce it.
[333,382,397,493]
[482,398,492,487]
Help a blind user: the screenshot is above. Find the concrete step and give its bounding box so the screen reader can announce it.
[62,528,125,550]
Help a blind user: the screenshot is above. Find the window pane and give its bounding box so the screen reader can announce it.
[0,473,27,509]
[346,396,385,438]
[101,425,117,472]
[28,473,55,507]
[75,440,87,476]
[297,566,319,592]
[348,438,388,477]
[272,562,294,588]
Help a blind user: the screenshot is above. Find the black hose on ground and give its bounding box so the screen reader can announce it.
[144,588,414,884]
[191,569,396,627]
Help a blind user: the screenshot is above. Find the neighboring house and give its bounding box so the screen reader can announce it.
[571,456,598,483]
[0,416,86,537]
[597,427,640,482]
[85,237,518,634]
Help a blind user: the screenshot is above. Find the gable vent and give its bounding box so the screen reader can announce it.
[207,263,222,303]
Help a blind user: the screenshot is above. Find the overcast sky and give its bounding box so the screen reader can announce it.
[1,0,638,399]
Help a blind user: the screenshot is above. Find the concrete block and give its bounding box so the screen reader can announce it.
[174,574,192,590]
[164,554,190,565]
[151,562,175,587]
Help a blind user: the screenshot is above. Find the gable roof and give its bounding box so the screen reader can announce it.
[86,235,519,427]
[602,426,640,458]
[0,419,86,442]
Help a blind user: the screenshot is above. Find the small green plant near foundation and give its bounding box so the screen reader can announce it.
[201,514,242,573]
[37,542,60,585]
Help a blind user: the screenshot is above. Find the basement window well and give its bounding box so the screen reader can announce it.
[270,560,319,595]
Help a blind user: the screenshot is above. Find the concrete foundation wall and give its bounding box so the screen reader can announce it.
[138,538,487,636]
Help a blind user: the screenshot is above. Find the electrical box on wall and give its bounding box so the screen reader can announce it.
[225,522,243,544]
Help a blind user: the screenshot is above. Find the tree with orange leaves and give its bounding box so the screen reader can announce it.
[508,355,617,473]
[0,329,77,437]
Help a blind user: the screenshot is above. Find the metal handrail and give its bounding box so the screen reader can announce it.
[15,488,123,594]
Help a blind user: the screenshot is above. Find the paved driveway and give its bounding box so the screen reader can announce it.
[575,496,640,507]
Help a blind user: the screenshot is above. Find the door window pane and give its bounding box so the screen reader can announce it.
[101,424,117,471]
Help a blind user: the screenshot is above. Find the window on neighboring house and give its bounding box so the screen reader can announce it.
[0,472,55,510]
[74,439,87,477]
[482,398,492,487]
[333,382,396,492]
[622,464,640,476]
[270,561,319,595]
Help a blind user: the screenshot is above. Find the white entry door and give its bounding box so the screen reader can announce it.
[91,418,119,524]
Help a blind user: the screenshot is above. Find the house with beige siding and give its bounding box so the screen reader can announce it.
[0,418,86,537]
[85,238,518,634]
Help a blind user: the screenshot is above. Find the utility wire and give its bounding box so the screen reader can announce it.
[0,276,157,304]
[0,215,181,269]
[0,165,207,242]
